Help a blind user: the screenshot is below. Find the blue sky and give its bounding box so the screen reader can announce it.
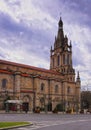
[0,0,91,90]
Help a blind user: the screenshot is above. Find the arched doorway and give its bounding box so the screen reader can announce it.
[22,95,31,112]
[47,102,52,111]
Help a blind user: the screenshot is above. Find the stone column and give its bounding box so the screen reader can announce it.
[14,71,21,99]
[62,81,68,111]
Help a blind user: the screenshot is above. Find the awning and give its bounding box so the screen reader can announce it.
[5,100,22,104]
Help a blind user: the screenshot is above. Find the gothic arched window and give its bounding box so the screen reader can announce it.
[57,55,60,66]
[63,54,65,64]
[55,85,59,93]
[67,86,70,94]
[53,58,54,67]
[67,54,70,65]
[40,83,45,91]
[2,79,7,89]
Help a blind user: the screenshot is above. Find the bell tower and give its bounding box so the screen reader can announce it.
[50,17,75,81]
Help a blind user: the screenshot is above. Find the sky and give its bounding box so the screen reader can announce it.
[0,0,91,90]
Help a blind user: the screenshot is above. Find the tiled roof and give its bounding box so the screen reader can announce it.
[0,59,61,75]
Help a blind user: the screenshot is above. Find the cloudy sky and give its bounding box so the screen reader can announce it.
[0,0,91,89]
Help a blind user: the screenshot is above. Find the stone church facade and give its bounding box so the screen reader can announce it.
[0,18,81,112]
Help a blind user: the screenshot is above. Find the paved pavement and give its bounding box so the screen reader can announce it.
[9,118,91,130]
[0,112,91,130]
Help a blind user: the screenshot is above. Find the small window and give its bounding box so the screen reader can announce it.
[67,54,70,65]
[55,85,58,93]
[67,86,70,94]
[2,79,7,89]
[53,58,54,67]
[40,97,44,104]
[40,83,45,91]
[57,55,60,66]
[63,54,65,64]
[70,77,72,81]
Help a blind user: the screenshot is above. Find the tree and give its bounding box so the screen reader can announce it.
[81,91,91,109]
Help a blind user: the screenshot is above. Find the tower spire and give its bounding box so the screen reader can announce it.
[54,17,64,49]
[76,71,80,82]
[58,17,63,29]
[50,17,75,78]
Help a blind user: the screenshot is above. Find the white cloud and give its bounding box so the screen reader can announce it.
[63,23,91,87]
[0,0,56,31]
[0,0,91,89]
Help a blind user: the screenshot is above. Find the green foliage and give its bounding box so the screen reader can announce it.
[52,103,65,113]
[0,122,30,129]
[56,103,64,111]
[40,107,45,111]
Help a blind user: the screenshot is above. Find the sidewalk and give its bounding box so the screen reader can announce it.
[0,110,81,114]
[0,110,33,114]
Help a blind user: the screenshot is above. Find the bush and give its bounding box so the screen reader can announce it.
[66,109,71,113]
[40,107,45,111]
[80,109,84,114]
[55,103,65,112]
[34,107,40,113]
[52,108,58,113]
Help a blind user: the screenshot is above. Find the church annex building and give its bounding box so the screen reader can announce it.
[0,18,81,113]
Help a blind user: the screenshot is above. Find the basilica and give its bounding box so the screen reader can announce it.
[0,18,81,112]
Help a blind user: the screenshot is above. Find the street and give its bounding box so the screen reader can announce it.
[0,113,91,130]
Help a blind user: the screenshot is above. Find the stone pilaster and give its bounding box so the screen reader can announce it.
[14,71,21,99]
